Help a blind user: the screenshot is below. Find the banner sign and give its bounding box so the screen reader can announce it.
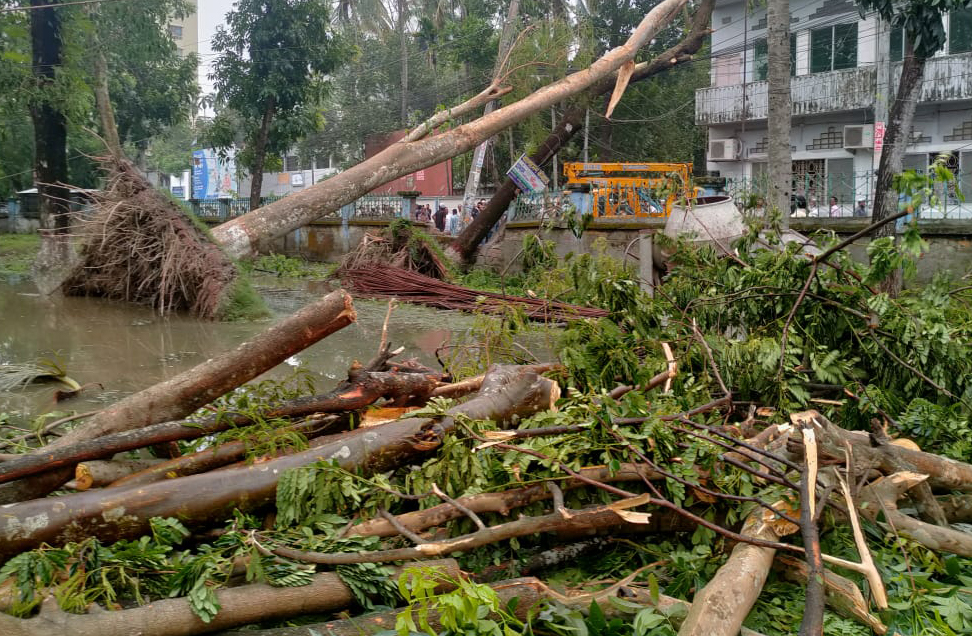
[506,154,550,194]
[191,150,237,199]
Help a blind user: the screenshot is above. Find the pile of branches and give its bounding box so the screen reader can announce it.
[339,220,450,280]
[3,219,972,636]
[61,160,237,318]
[342,266,609,322]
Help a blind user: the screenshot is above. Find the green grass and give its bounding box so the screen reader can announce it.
[217,273,273,321]
[0,234,40,274]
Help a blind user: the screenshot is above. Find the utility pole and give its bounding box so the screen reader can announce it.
[29,0,70,235]
[459,0,520,219]
[767,0,792,227]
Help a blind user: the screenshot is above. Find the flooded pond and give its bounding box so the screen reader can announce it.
[0,273,475,424]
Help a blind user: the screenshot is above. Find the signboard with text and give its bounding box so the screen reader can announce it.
[874,121,886,153]
[506,154,549,193]
[191,150,237,199]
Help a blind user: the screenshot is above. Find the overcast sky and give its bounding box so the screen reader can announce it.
[197,0,236,96]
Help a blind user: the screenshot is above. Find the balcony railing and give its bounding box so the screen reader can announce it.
[697,52,972,126]
[696,66,876,125]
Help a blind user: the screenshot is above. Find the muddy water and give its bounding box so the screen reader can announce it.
[0,274,473,424]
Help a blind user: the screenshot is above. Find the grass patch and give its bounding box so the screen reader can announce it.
[217,272,272,321]
[241,253,337,279]
[0,234,40,275]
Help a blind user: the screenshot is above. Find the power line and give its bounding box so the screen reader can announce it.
[0,0,132,13]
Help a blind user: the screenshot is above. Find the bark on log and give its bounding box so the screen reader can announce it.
[795,410,972,492]
[0,365,558,561]
[678,510,779,636]
[350,463,659,538]
[0,559,460,636]
[52,290,356,447]
[109,416,342,488]
[938,494,972,523]
[75,459,164,490]
[859,472,972,557]
[209,0,688,259]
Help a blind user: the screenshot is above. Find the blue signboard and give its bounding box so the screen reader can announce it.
[171,186,185,199]
[191,149,237,199]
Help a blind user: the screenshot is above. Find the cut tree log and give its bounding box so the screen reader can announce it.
[51,290,356,448]
[0,559,460,636]
[794,410,972,492]
[859,472,972,557]
[678,508,780,636]
[0,365,558,561]
[350,463,660,538]
[74,459,164,490]
[208,0,688,259]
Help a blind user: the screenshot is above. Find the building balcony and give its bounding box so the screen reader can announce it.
[909,51,972,104]
[696,52,972,127]
[695,66,876,125]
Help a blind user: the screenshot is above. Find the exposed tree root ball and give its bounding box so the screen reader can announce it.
[339,220,450,281]
[61,161,239,319]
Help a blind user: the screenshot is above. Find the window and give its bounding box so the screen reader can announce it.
[753,34,797,81]
[950,8,972,54]
[169,24,183,40]
[284,155,300,172]
[890,27,904,63]
[810,23,857,73]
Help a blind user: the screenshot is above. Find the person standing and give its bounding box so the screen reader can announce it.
[829,196,841,217]
[854,200,867,217]
[448,208,460,235]
[434,205,447,232]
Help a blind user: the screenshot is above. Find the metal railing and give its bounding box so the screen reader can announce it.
[724,170,972,219]
[182,194,411,222]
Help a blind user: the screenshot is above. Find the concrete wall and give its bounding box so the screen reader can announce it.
[223,216,972,285]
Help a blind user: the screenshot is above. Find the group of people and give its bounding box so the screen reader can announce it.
[790,195,868,218]
[413,199,488,235]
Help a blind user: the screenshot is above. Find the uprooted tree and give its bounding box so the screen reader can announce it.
[4,209,972,635]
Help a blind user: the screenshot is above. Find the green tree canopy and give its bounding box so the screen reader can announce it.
[857,0,972,58]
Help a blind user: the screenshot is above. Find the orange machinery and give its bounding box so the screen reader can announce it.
[562,162,698,217]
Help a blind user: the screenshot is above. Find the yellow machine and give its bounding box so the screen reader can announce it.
[562,162,698,217]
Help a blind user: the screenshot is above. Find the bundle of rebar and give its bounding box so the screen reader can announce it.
[342,267,608,322]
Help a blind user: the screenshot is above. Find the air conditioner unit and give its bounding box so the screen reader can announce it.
[708,138,741,161]
[843,124,874,150]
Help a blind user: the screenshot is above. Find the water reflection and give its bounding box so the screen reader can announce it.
[0,274,472,423]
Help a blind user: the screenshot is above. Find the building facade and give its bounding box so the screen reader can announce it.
[696,0,972,217]
[169,0,199,59]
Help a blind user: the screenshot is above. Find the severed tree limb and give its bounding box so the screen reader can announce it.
[0,291,356,504]
[775,555,889,635]
[937,494,972,523]
[0,559,460,636]
[211,0,689,259]
[859,472,972,558]
[0,365,558,561]
[829,466,889,609]
[271,497,655,565]
[349,464,658,538]
[74,459,164,490]
[797,418,825,636]
[53,290,357,448]
[108,416,343,488]
[402,85,514,143]
[678,509,779,636]
[793,410,972,492]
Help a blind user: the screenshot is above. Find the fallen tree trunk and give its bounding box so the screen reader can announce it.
[0,559,460,636]
[448,0,715,263]
[50,290,356,448]
[208,0,688,259]
[678,509,779,636]
[0,365,558,561]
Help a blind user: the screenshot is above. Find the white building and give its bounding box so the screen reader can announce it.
[169,0,199,59]
[696,0,972,217]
